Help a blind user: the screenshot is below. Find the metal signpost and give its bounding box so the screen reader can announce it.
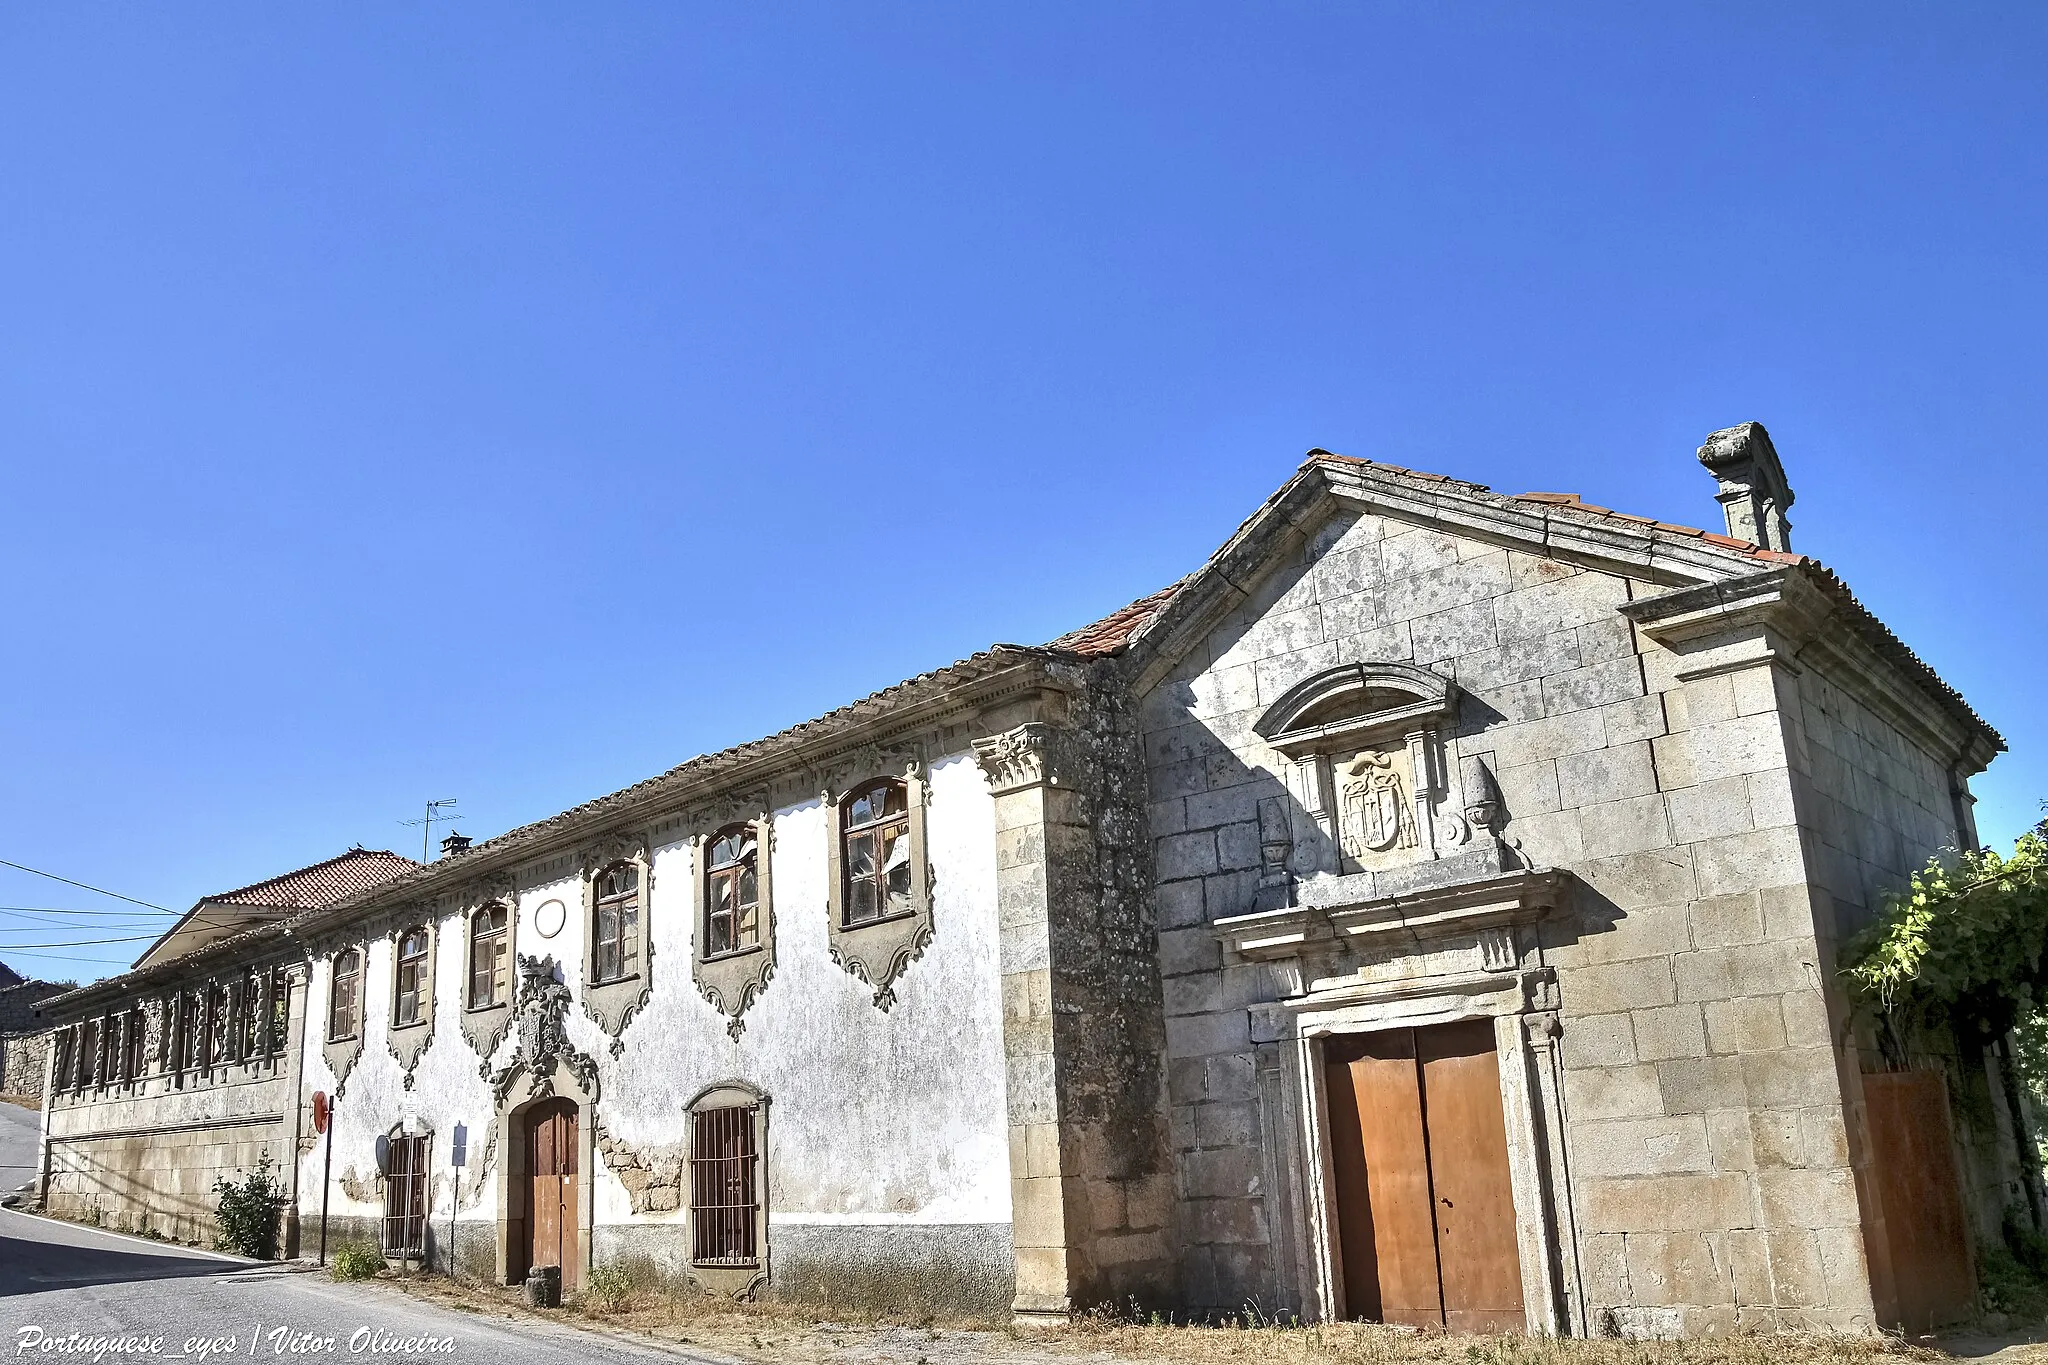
[312,1091,333,1267]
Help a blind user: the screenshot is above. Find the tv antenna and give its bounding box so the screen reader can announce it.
[400,799,462,861]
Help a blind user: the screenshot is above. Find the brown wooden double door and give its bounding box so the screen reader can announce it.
[1325,1020,1525,1332]
[524,1098,580,1290]
[1863,1070,1974,1334]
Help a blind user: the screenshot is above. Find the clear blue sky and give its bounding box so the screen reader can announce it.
[3,4,2043,983]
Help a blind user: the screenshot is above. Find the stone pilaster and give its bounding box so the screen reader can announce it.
[976,703,1175,1322]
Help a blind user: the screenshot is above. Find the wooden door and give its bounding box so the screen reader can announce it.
[1864,1070,1974,1333]
[526,1099,579,1289]
[1327,1030,1444,1326]
[1325,1020,1525,1331]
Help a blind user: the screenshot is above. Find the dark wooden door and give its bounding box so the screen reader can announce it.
[526,1099,579,1289]
[1326,1020,1525,1331]
[1865,1070,1974,1333]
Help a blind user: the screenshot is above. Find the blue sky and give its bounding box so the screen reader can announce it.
[2,4,2043,983]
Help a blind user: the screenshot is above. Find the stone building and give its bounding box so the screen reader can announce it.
[0,964,69,1101]
[34,424,2019,1334]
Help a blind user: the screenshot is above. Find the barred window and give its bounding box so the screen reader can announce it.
[394,928,429,1027]
[469,905,509,1009]
[690,1104,759,1268]
[704,826,760,958]
[329,950,361,1042]
[593,863,640,984]
[840,780,912,927]
[382,1132,431,1257]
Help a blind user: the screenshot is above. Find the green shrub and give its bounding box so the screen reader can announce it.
[585,1261,635,1313]
[211,1154,290,1259]
[331,1240,387,1281]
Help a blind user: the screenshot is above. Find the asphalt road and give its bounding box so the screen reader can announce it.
[0,1099,38,1197]
[0,1206,718,1364]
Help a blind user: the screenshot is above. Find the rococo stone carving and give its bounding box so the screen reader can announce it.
[454,871,520,1063]
[486,954,601,1109]
[692,819,777,1041]
[577,829,654,1050]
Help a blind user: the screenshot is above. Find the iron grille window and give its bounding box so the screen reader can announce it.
[382,1133,431,1257]
[394,928,429,1027]
[267,966,289,1055]
[469,905,508,1008]
[841,780,912,927]
[704,826,760,958]
[593,864,639,983]
[329,950,361,1041]
[690,1104,759,1267]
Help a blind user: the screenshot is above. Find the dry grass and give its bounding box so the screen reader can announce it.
[373,1272,2006,1365]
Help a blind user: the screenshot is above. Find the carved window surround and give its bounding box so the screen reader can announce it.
[578,830,654,1050]
[320,948,366,1092]
[456,872,520,1063]
[386,921,438,1088]
[823,761,933,1011]
[1216,866,1585,1333]
[691,817,776,1041]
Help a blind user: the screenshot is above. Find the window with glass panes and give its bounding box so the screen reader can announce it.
[205,982,230,1066]
[394,929,429,1027]
[267,966,289,1054]
[124,1007,146,1079]
[469,905,509,1008]
[840,780,912,927]
[704,826,760,957]
[239,969,265,1060]
[329,951,361,1041]
[593,863,640,983]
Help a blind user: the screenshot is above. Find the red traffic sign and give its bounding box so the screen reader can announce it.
[311,1091,330,1135]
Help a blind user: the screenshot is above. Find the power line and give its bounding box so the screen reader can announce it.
[0,859,172,912]
[0,906,177,918]
[0,933,160,949]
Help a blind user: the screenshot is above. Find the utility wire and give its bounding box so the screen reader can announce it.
[0,906,178,918]
[0,933,160,949]
[0,859,172,912]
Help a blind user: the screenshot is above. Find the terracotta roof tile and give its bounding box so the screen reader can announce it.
[209,848,421,909]
[1045,582,1184,657]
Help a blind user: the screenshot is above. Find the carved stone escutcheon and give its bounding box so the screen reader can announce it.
[486,954,601,1109]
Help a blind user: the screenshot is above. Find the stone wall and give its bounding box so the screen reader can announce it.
[1140,502,1906,1331]
[0,979,67,1099]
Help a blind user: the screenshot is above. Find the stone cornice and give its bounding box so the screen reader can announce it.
[1215,866,1567,963]
[1623,565,2002,774]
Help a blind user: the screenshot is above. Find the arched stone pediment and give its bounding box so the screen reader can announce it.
[1255,662,1457,758]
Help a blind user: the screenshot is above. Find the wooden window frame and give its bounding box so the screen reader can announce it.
[837,779,915,929]
[702,825,762,960]
[591,862,641,985]
[329,949,362,1043]
[468,904,510,1010]
[238,968,265,1062]
[51,1028,74,1096]
[823,767,933,1010]
[123,1006,146,1082]
[393,926,431,1029]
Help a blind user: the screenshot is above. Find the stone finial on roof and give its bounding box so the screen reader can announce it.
[1697,421,1794,553]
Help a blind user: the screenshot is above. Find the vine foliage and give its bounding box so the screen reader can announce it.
[1842,816,2048,1039]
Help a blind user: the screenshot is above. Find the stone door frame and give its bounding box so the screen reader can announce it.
[494,1058,597,1289]
[1221,867,1586,1334]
